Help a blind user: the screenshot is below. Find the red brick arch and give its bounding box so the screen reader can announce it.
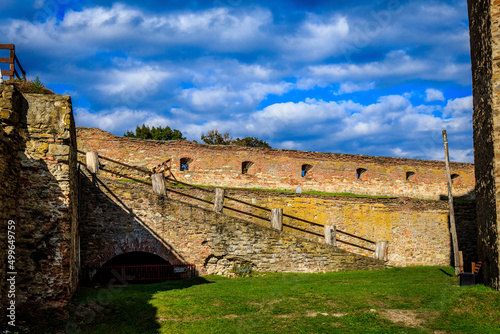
[85,237,184,281]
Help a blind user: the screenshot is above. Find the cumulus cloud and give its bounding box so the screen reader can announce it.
[0,0,474,163]
[425,88,444,102]
[301,50,470,89]
[335,81,375,95]
[443,96,473,117]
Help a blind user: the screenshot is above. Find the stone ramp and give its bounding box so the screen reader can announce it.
[79,173,386,276]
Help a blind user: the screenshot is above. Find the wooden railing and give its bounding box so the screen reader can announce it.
[88,264,196,284]
[0,44,26,80]
[77,150,389,260]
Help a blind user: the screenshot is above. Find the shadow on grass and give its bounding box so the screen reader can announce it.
[32,276,212,334]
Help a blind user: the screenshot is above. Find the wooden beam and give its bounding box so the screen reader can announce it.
[9,49,14,80]
[152,173,167,196]
[0,58,13,64]
[213,188,225,213]
[271,208,283,231]
[86,152,99,174]
[324,225,337,246]
[0,44,14,50]
[442,130,460,276]
[374,241,389,261]
[1,70,13,76]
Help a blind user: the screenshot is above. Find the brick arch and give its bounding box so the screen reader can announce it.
[85,237,184,281]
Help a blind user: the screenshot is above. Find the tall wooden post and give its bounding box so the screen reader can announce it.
[86,152,99,175]
[374,241,389,261]
[152,173,167,196]
[324,225,337,246]
[214,188,225,213]
[442,130,460,276]
[271,208,283,231]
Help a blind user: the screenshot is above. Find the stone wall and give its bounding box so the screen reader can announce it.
[467,0,500,290]
[79,172,385,279]
[77,127,475,200]
[163,186,477,268]
[0,84,78,329]
[0,84,23,326]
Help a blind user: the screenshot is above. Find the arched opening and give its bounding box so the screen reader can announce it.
[356,168,367,180]
[91,251,193,285]
[406,171,416,181]
[301,164,313,177]
[180,157,192,171]
[451,173,460,184]
[242,161,253,174]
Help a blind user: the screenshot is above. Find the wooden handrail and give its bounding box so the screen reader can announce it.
[77,151,376,252]
[0,44,25,80]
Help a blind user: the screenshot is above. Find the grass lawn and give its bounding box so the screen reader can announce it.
[32,266,500,334]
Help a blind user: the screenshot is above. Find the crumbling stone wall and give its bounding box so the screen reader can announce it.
[0,84,23,326]
[0,84,78,329]
[77,127,474,200]
[467,0,500,290]
[79,173,385,278]
[165,187,477,268]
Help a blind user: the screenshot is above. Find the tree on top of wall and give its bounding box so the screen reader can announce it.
[200,129,234,145]
[233,136,271,148]
[201,129,271,148]
[124,124,185,141]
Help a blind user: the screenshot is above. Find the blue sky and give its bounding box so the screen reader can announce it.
[1,0,473,162]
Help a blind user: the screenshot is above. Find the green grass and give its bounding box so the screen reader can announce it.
[115,177,396,199]
[32,267,500,334]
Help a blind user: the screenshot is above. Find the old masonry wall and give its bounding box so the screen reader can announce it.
[0,83,78,326]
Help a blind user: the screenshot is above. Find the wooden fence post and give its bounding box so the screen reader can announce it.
[9,46,14,80]
[214,188,225,213]
[271,208,283,231]
[374,241,389,261]
[86,152,99,175]
[152,173,167,196]
[325,225,337,246]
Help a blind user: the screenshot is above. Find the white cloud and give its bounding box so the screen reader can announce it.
[180,81,293,111]
[425,88,444,102]
[336,81,375,95]
[300,50,470,89]
[443,96,472,117]
[280,15,350,61]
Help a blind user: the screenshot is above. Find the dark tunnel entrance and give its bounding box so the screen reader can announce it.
[90,251,196,285]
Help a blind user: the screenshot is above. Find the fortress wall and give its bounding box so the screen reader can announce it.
[79,173,385,278]
[165,187,477,268]
[0,83,79,325]
[77,127,475,200]
[467,0,500,290]
[0,84,23,325]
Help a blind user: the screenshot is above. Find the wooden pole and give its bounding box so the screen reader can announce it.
[442,130,460,276]
[86,152,99,175]
[213,188,225,213]
[271,208,283,231]
[152,173,167,196]
[374,241,389,261]
[324,225,337,246]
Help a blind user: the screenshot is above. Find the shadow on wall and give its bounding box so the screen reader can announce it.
[79,170,197,284]
[2,91,79,331]
[445,189,477,272]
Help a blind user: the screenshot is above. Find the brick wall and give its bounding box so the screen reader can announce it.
[0,84,79,329]
[467,0,500,290]
[77,127,475,200]
[79,172,385,279]
[163,186,477,268]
